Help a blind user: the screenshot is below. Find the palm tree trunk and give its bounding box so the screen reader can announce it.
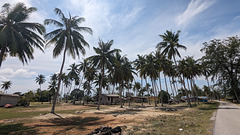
[159,75,164,107]
[128,84,131,107]
[182,77,191,107]
[145,78,150,105]
[151,78,157,107]
[192,79,199,104]
[141,77,144,106]
[187,79,195,105]
[155,82,160,103]
[164,74,170,104]
[154,81,158,107]
[168,77,174,99]
[206,77,212,101]
[51,47,67,113]
[60,83,64,102]
[172,77,179,103]
[40,84,43,104]
[120,81,124,108]
[97,65,104,110]
[189,79,196,105]
[66,82,72,103]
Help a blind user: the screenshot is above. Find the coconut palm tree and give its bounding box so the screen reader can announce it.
[134,55,146,106]
[113,52,136,108]
[0,3,45,67]
[62,73,71,103]
[48,80,57,104]
[185,56,202,105]
[141,53,159,107]
[157,30,189,106]
[35,74,46,104]
[1,80,12,94]
[156,30,186,64]
[50,73,58,82]
[122,58,136,107]
[87,39,120,110]
[177,59,191,107]
[201,60,212,100]
[162,60,174,104]
[154,50,168,106]
[83,66,96,104]
[67,63,80,89]
[35,74,46,91]
[78,58,89,88]
[83,81,93,96]
[44,8,92,113]
[133,82,141,97]
[78,59,89,75]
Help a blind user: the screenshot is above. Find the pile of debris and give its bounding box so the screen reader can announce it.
[88,126,121,135]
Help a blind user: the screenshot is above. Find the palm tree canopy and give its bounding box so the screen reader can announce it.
[48,80,57,94]
[185,56,202,79]
[134,55,146,78]
[35,74,46,85]
[44,8,92,59]
[78,58,89,73]
[156,30,186,60]
[93,73,108,89]
[50,73,58,82]
[87,39,121,71]
[133,82,141,91]
[0,3,45,66]
[177,58,188,78]
[84,67,97,82]
[83,81,93,95]
[67,63,79,81]
[1,81,12,90]
[141,53,159,80]
[62,73,71,87]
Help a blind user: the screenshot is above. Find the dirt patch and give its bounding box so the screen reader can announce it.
[22,106,180,134]
[4,104,183,135]
[33,113,78,120]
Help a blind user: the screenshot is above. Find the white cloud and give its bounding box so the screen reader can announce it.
[177,0,215,27]
[0,68,37,79]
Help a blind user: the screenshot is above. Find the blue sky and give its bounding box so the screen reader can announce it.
[0,0,240,94]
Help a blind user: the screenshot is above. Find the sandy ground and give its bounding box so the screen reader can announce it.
[4,104,182,135]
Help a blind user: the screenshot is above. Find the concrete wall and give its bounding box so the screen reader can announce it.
[0,95,19,106]
[101,95,120,105]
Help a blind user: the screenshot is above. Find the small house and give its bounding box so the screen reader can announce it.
[0,93,19,106]
[101,94,120,105]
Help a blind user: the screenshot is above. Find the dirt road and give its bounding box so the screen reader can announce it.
[214,101,240,135]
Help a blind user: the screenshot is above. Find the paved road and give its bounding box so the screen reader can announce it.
[214,101,240,135]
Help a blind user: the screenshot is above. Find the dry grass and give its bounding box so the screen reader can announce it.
[125,102,219,135]
[0,102,219,135]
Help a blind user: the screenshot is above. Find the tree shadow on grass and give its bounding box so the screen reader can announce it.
[35,116,114,134]
[0,123,38,135]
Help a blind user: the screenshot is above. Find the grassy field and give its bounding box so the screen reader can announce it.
[126,102,219,135]
[0,102,219,135]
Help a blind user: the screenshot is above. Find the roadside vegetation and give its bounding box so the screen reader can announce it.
[126,102,219,135]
